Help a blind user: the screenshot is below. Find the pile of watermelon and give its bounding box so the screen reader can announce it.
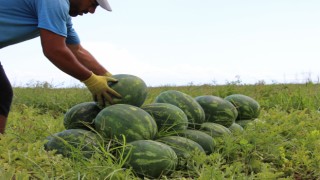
[45,74,261,179]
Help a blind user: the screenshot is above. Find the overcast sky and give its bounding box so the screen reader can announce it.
[1,0,320,87]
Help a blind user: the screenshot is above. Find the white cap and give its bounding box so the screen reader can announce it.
[97,0,112,11]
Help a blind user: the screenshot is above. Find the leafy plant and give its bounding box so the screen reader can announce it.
[2,83,320,179]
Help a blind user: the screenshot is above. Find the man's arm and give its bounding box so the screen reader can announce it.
[67,44,112,76]
[39,29,92,81]
[39,28,121,106]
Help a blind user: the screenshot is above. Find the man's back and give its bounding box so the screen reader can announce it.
[0,0,77,49]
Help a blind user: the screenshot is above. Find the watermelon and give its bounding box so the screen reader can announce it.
[156,136,205,168]
[44,129,100,158]
[200,122,232,138]
[228,123,244,133]
[141,103,188,135]
[124,140,178,179]
[63,102,101,130]
[195,95,238,127]
[237,118,263,128]
[224,94,260,120]
[107,74,148,107]
[236,119,253,128]
[154,90,205,129]
[94,104,158,143]
[178,129,215,155]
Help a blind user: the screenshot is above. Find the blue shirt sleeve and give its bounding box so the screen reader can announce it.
[37,0,80,44]
[65,19,81,44]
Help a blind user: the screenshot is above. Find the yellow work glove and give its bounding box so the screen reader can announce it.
[82,73,121,107]
[103,72,113,77]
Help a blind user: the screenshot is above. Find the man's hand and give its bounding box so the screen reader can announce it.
[82,73,121,107]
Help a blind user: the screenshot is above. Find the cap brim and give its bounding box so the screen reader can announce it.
[97,0,112,11]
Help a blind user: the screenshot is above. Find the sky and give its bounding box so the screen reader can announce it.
[1,0,320,87]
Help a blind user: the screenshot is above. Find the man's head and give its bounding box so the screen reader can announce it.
[69,0,112,17]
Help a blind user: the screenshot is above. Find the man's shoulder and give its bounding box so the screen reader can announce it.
[39,0,70,11]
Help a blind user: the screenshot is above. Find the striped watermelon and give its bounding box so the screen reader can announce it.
[94,104,158,142]
[237,119,263,128]
[63,102,101,130]
[224,94,260,120]
[124,140,178,179]
[178,129,215,155]
[44,129,100,158]
[195,95,238,127]
[154,90,205,129]
[200,122,232,138]
[107,74,148,107]
[141,103,188,135]
[157,136,205,168]
[228,123,244,133]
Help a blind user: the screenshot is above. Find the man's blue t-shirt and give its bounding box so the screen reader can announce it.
[0,0,80,49]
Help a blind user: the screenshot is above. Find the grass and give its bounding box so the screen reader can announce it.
[1,82,320,179]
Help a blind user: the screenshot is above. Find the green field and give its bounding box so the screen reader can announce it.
[1,82,320,179]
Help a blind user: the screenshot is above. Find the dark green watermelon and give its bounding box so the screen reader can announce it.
[141,103,188,135]
[228,123,244,133]
[44,129,100,158]
[124,140,178,179]
[154,90,205,129]
[224,94,260,120]
[195,95,238,127]
[200,122,232,138]
[157,136,205,168]
[63,102,101,130]
[178,129,215,155]
[94,104,158,143]
[236,119,263,128]
[107,74,148,107]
